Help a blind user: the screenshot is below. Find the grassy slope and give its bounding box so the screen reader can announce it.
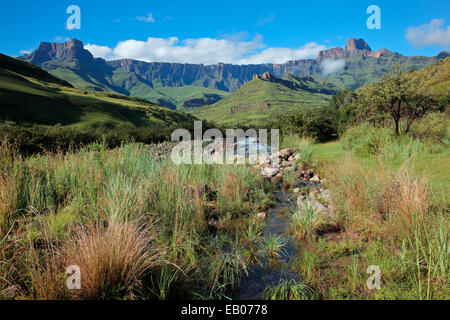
[314,140,450,201]
[47,64,229,110]
[407,57,450,99]
[0,54,194,129]
[157,86,229,109]
[192,77,333,127]
[313,53,440,90]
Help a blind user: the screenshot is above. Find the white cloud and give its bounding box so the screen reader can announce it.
[256,14,275,27]
[136,13,155,23]
[320,58,346,75]
[85,36,326,65]
[406,19,450,49]
[19,49,32,55]
[237,42,326,64]
[85,44,114,59]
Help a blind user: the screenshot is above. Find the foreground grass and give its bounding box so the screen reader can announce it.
[289,118,449,300]
[0,140,276,300]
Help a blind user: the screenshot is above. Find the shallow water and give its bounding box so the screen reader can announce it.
[233,191,301,300]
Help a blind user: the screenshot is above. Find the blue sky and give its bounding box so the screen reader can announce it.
[1,0,449,64]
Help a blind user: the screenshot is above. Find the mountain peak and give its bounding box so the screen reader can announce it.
[23,38,93,65]
[316,38,391,62]
[345,38,372,53]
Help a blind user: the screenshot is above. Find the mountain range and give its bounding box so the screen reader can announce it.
[20,38,449,109]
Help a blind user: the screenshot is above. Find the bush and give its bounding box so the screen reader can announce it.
[265,106,338,142]
[410,112,449,144]
[0,120,218,155]
[341,118,449,159]
[341,124,391,156]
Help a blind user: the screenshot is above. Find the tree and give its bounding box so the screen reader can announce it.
[357,64,438,136]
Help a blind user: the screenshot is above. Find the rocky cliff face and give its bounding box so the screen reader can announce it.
[345,38,372,55]
[316,38,392,61]
[23,39,94,65]
[20,38,445,95]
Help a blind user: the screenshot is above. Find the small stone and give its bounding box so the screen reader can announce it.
[293,188,300,193]
[310,175,320,183]
[256,212,266,220]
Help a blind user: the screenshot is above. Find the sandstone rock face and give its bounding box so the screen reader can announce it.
[316,47,345,62]
[345,38,372,55]
[26,39,95,65]
[317,38,392,62]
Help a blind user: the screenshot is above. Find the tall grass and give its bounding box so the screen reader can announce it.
[0,140,272,299]
[282,135,315,167]
[262,279,316,300]
[325,156,449,299]
[63,218,162,299]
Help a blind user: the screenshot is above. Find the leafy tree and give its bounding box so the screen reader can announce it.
[329,89,358,134]
[357,64,438,136]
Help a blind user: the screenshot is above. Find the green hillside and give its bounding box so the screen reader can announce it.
[33,58,229,110]
[313,52,444,90]
[0,53,194,129]
[407,57,450,100]
[192,74,335,127]
[133,85,229,110]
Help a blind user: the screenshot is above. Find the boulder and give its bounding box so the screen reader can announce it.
[279,148,294,159]
[297,196,334,220]
[261,167,279,178]
[258,155,271,166]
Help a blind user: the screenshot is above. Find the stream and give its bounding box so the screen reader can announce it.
[233,191,301,300]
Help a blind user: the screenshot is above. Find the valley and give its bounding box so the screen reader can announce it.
[0,31,448,302]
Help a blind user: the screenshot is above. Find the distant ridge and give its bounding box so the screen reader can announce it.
[18,38,448,105]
